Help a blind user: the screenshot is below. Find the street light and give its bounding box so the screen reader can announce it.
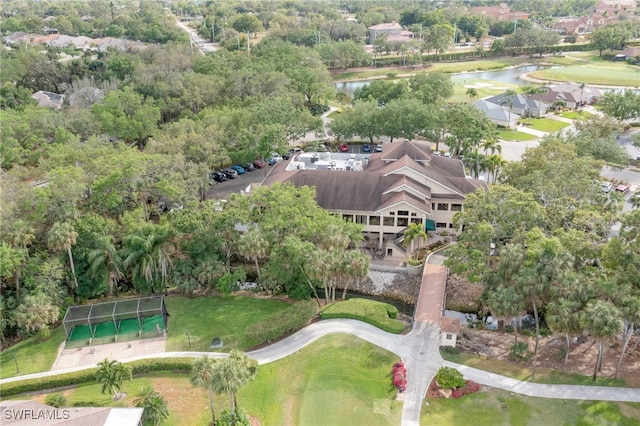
[13,355,19,373]
[186,333,191,349]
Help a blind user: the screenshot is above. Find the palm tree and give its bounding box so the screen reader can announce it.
[403,222,428,259]
[212,350,258,424]
[133,385,170,426]
[466,87,478,100]
[486,285,525,343]
[485,154,507,184]
[7,220,35,256]
[480,139,502,155]
[96,359,132,400]
[47,222,79,290]
[191,355,218,426]
[341,250,370,300]
[582,300,623,381]
[501,89,518,129]
[546,297,582,366]
[87,235,124,296]
[123,224,174,293]
[236,228,268,277]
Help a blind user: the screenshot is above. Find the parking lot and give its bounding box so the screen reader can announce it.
[205,167,269,200]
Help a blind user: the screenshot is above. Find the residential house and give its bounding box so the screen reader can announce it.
[473,99,520,128]
[536,82,603,108]
[261,141,487,257]
[368,22,414,43]
[31,91,65,110]
[595,0,637,14]
[0,400,143,425]
[440,316,461,347]
[484,92,549,118]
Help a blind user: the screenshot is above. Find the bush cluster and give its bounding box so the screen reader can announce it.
[308,104,330,116]
[435,366,465,390]
[392,361,407,392]
[0,358,192,397]
[320,298,404,334]
[439,345,460,355]
[246,300,317,347]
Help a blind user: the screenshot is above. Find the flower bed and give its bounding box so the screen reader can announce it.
[392,361,407,393]
[426,377,482,399]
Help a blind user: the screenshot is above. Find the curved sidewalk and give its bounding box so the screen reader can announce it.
[2,320,639,408]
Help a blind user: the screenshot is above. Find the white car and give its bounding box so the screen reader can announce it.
[375,143,383,152]
[601,182,612,193]
[270,152,283,162]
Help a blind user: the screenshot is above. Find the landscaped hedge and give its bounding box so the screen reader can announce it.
[321,298,405,334]
[246,300,318,347]
[0,357,193,398]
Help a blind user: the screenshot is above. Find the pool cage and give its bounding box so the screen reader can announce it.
[63,296,168,347]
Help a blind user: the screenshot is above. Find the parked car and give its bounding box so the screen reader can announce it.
[253,159,267,169]
[230,165,246,175]
[615,184,630,195]
[243,162,255,171]
[375,143,383,152]
[210,171,227,182]
[432,150,441,156]
[362,143,371,152]
[270,152,283,163]
[288,147,303,156]
[601,181,612,193]
[339,143,349,152]
[268,157,277,166]
[222,169,238,179]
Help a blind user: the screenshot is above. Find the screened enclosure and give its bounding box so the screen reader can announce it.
[62,296,168,346]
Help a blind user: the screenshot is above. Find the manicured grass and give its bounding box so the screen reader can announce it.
[559,110,593,120]
[421,388,640,425]
[239,334,402,425]
[321,298,405,333]
[327,109,343,119]
[497,129,539,141]
[165,296,290,352]
[529,62,640,86]
[22,373,214,426]
[519,117,570,133]
[440,350,627,387]
[0,327,66,379]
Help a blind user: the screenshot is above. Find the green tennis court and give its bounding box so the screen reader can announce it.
[93,321,117,339]
[68,324,92,342]
[118,318,141,335]
[63,296,169,348]
[142,315,165,333]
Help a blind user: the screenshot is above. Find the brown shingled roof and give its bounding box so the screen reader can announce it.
[441,316,461,334]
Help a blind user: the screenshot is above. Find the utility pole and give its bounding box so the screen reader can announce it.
[247,31,250,55]
[211,19,214,42]
[453,21,457,44]
[419,22,423,43]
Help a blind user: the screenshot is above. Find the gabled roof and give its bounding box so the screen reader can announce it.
[380,140,431,163]
[473,100,520,122]
[262,140,486,214]
[369,22,403,31]
[441,316,461,334]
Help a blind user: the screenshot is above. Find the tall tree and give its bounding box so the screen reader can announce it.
[212,350,258,423]
[237,228,269,277]
[582,300,623,381]
[87,235,123,296]
[96,359,132,400]
[47,222,79,291]
[191,355,218,426]
[122,224,174,293]
[133,385,170,426]
[403,222,428,258]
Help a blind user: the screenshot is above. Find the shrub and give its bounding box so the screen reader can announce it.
[216,408,250,426]
[0,358,193,398]
[391,362,407,392]
[509,341,533,362]
[435,366,465,390]
[45,393,68,408]
[246,300,317,347]
[451,389,463,398]
[321,298,405,334]
[439,345,460,355]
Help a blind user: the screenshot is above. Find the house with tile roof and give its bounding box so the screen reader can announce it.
[260,140,487,257]
[536,82,603,108]
[368,22,414,43]
[31,91,65,110]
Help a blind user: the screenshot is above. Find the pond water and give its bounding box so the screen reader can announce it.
[335,65,553,96]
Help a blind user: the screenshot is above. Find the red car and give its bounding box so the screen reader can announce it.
[339,143,349,152]
[253,159,267,169]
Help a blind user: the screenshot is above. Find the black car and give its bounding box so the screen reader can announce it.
[211,171,227,182]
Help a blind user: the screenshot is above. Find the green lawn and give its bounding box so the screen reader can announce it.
[440,350,627,387]
[559,110,593,120]
[497,129,539,141]
[422,388,640,425]
[239,334,402,425]
[519,117,571,133]
[529,62,640,86]
[0,327,66,379]
[165,295,290,352]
